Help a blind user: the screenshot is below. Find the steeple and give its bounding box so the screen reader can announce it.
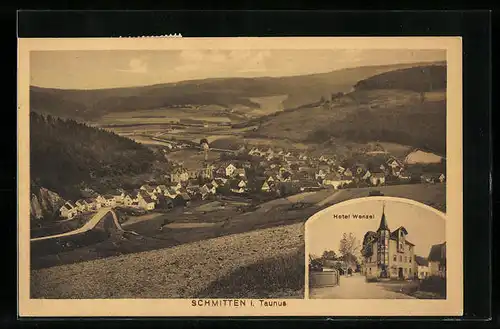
[377,203,390,231]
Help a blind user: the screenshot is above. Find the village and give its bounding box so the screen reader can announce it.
[58,144,446,221]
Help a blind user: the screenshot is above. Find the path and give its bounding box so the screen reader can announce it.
[309,274,416,299]
[31,208,137,242]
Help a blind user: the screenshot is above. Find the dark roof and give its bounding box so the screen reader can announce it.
[363,231,377,245]
[428,242,446,262]
[141,195,154,203]
[377,205,390,231]
[390,226,408,239]
[415,255,429,266]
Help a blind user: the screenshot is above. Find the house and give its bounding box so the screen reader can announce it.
[315,169,329,180]
[225,163,237,177]
[299,180,321,192]
[75,199,88,212]
[322,172,350,189]
[202,183,217,195]
[123,194,136,206]
[370,172,386,186]
[172,193,191,206]
[199,185,212,200]
[386,157,404,172]
[59,201,78,219]
[428,242,446,278]
[421,173,439,184]
[97,195,116,207]
[230,179,247,194]
[170,168,190,183]
[362,205,415,279]
[85,198,98,211]
[138,191,155,210]
[343,168,353,177]
[438,173,446,183]
[164,187,179,199]
[362,170,372,180]
[140,184,156,194]
[337,166,346,174]
[261,180,272,192]
[233,167,247,178]
[156,185,168,194]
[397,170,412,181]
[414,255,430,280]
[156,195,174,209]
[214,178,227,186]
[113,190,126,203]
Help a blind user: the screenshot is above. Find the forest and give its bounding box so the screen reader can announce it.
[30,112,169,200]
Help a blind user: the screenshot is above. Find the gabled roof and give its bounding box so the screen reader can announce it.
[141,195,154,203]
[428,242,446,262]
[390,226,408,238]
[415,255,429,266]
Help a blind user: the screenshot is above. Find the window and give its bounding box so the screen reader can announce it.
[393,255,397,261]
[409,268,412,274]
[410,257,412,263]
[399,255,402,262]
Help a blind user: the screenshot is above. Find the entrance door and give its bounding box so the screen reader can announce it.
[398,267,404,279]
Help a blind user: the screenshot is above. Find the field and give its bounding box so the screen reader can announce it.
[31,223,305,299]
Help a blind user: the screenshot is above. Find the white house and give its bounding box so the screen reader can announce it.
[75,199,88,212]
[370,172,386,186]
[261,181,274,192]
[59,201,78,219]
[322,172,350,189]
[415,256,430,280]
[138,192,155,210]
[225,163,237,177]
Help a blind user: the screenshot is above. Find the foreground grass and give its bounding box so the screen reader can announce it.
[196,248,305,299]
[31,223,304,299]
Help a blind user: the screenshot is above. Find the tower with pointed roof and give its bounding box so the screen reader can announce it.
[376,203,390,278]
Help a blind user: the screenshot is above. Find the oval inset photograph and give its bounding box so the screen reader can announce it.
[305,197,446,300]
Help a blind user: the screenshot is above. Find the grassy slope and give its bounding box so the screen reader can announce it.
[251,64,446,155]
[30,61,444,121]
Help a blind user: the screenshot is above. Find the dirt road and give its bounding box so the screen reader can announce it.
[309,274,416,299]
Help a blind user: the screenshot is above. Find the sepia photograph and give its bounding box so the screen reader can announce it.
[18,37,462,316]
[306,197,446,300]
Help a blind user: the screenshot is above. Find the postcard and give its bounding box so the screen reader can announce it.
[18,37,462,317]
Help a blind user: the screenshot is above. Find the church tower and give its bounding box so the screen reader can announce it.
[376,203,390,278]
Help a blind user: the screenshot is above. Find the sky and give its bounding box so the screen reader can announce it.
[306,199,446,259]
[30,49,446,90]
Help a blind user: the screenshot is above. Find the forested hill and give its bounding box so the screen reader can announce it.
[354,64,446,92]
[30,112,168,200]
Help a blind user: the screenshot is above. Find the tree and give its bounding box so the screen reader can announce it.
[339,232,361,267]
[321,250,338,261]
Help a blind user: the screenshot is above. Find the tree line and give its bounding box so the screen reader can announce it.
[30,112,165,200]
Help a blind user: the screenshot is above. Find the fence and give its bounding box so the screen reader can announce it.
[309,270,340,288]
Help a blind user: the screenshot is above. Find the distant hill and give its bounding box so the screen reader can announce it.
[30,112,170,200]
[250,64,447,155]
[354,65,446,92]
[30,61,445,121]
